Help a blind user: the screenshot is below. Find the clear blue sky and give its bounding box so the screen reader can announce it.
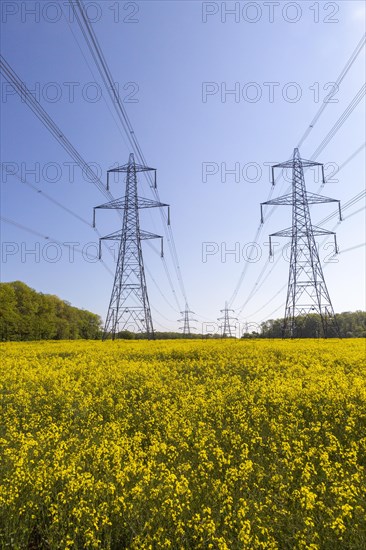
[1,1,365,333]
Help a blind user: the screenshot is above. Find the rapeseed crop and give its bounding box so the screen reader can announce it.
[0,339,365,549]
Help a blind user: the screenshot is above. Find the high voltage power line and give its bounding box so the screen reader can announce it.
[5,172,92,227]
[4,168,183,317]
[68,0,189,311]
[0,215,114,277]
[266,85,365,216]
[60,4,139,166]
[0,55,112,202]
[245,241,366,325]
[297,33,366,149]
[263,34,365,199]
[228,33,366,310]
[0,214,180,327]
[2,195,364,330]
[1,24,365,331]
[310,84,366,161]
[229,141,365,312]
[235,190,366,318]
[0,53,183,321]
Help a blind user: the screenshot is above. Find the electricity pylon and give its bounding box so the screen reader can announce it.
[178,304,197,336]
[261,148,342,338]
[218,302,238,338]
[93,153,170,340]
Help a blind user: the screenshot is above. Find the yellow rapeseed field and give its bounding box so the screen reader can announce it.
[0,339,365,549]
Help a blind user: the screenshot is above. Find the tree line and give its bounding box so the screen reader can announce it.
[0,281,102,341]
[249,311,366,339]
[1,281,364,341]
[118,312,366,340]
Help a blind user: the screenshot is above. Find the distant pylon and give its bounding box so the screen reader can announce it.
[93,153,170,340]
[178,303,197,336]
[261,148,342,338]
[218,302,238,338]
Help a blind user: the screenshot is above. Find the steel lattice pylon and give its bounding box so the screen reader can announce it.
[178,303,197,336]
[218,302,238,338]
[261,148,342,338]
[93,153,170,340]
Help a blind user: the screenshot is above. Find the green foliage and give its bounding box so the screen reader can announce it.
[117,330,136,340]
[0,281,102,341]
[257,312,366,339]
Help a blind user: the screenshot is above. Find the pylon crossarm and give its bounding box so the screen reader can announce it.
[272,160,293,169]
[271,163,293,185]
[93,199,126,226]
[270,228,293,238]
[271,162,292,185]
[262,193,293,207]
[140,230,162,240]
[298,159,323,168]
[271,157,324,184]
[140,231,164,258]
[137,197,169,209]
[93,197,169,226]
[95,198,126,211]
[100,230,123,241]
[268,228,292,256]
[274,159,323,169]
[137,198,169,225]
[108,164,157,189]
[306,192,339,204]
[106,153,157,190]
[107,163,155,174]
[98,230,123,259]
[311,225,336,236]
[259,197,290,224]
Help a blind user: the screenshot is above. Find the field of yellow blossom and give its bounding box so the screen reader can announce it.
[0,339,365,549]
